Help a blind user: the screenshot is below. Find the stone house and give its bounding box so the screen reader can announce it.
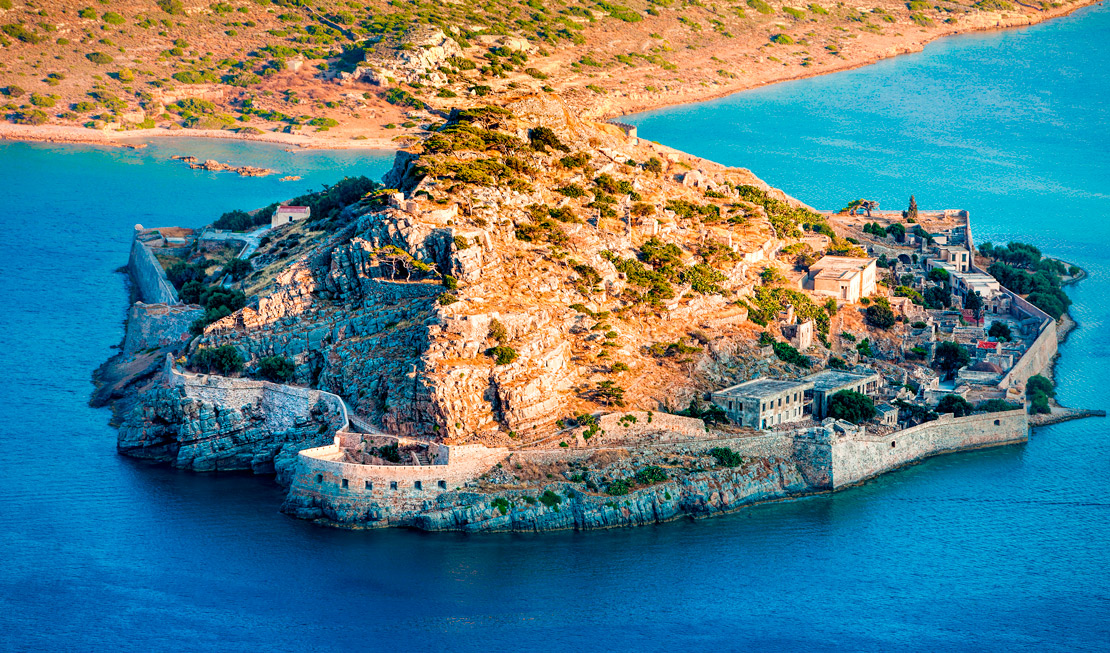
[272,205,311,228]
[805,256,878,303]
[710,378,815,430]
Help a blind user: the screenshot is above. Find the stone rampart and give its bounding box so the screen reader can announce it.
[128,234,179,305]
[828,409,1028,488]
[998,291,1057,389]
[282,442,508,524]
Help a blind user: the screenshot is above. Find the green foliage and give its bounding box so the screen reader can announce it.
[865,297,896,329]
[709,447,745,467]
[372,443,401,463]
[684,263,726,294]
[212,209,256,231]
[382,87,425,110]
[487,318,507,345]
[988,322,1012,341]
[747,0,774,13]
[257,355,294,382]
[607,479,632,496]
[977,399,1021,414]
[828,390,876,424]
[528,126,569,152]
[558,151,591,169]
[85,52,115,65]
[856,338,873,358]
[603,250,674,306]
[9,109,48,125]
[1026,374,1054,414]
[487,345,518,366]
[975,0,1013,9]
[676,399,728,424]
[223,258,251,281]
[934,341,970,377]
[735,185,829,239]
[490,497,510,515]
[157,0,185,14]
[102,11,125,25]
[828,356,848,370]
[743,285,830,337]
[769,33,795,45]
[593,380,626,407]
[2,23,41,44]
[190,345,244,375]
[2,85,25,98]
[634,466,668,484]
[539,490,562,507]
[935,394,973,417]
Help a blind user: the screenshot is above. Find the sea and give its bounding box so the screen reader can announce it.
[1,4,1108,650]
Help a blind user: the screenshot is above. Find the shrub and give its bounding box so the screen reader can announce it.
[865,297,896,329]
[102,11,125,25]
[634,466,668,484]
[223,258,251,280]
[988,322,1012,341]
[2,85,25,98]
[1026,374,1054,414]
[770,33,795,45]
[828,390,876,424]
[490,497,510,515]
[607,479,632,496]
[85,52,115,65]
[10,109,48,125]
[487,345,518,365]
[709,447,744,467]
[190,346,244,375]
[528,126,568,152]
[539,490,562,507]
[157,0,185,14]
[1,23,41,44]
[257,355,294,382]
[935,394,973,417]
[977,399,1020,413]
[748,0,774,13]
[934,341,970,377]
[212,209,254,231]
[488,319,507,344]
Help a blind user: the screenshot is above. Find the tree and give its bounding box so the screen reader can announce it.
[224,258,251,281]
[928,267,950,283]
[924,286,950,309]
[827,390,876,424]
[1026,374,1055,415]
[988,321,1012,341]
[593,380,626,407]
[905,195,919,222]
[935,394,973,417]
[257,355,294,382]
[933,341,970,378]
[886,222,906,242]
[190,346,244,375]
[865,297,895,329]
[964,290,983,312]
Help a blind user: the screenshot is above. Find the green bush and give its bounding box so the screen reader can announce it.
[747,0,774,13]
[85,52,114,65]
[709,447,744,467]
[607,479,632,496]
[190,345,244,375]
[828,390,876,424]
[257,355,294,382]
[1,23,41,44]
[770,33,795,45]
[487,345,518,366]
[102,11,125,25]
[865,297,896,329]
[9,109,48,125]
[539,490,562,507]
[634,466,668,484]
[936,394,973,417]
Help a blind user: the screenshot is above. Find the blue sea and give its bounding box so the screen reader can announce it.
[2,3,1109,649]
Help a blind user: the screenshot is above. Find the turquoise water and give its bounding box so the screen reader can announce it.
[2,5,1110,648]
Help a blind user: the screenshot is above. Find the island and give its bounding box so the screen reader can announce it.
[93,98,1099,531]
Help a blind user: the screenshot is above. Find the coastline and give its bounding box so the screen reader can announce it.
[598,0,1103,121]
[0,1,1100,153]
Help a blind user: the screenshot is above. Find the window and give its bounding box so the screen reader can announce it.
[341,478,348,489]
[390,481,397,490]
[994,419,1001,426]
[762,419,766,429]
[728,400,733,411]
[438,480,446,489]
[891,441,896,448]
[315,474,322,483]
[365,481,373,490]
[414,480,422,490]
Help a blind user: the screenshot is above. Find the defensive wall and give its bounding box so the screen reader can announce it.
[795,409,1028,489]
[996,289,1058,390]
[128,231,179,305]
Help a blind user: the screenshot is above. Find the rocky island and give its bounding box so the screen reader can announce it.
[94,94,1097,531]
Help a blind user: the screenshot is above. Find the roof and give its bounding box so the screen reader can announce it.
[876,404,898,414]
[804,369,880,391]
[714,377,813,399]
[976,340,999,350]
[810,256,876,280]
[276,205,310,213]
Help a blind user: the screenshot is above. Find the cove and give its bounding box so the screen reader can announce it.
[1,7,1109,651]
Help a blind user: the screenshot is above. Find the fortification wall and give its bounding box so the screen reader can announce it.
[998,291,1058,389]
[128,235,179,305]
[283,443,508,524]
[122,302,203,354]
[511,432,791,466]
[829,409,1028,488]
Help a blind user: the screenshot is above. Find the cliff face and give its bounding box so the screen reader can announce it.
[282,456,808,532]
[117,364,345,478]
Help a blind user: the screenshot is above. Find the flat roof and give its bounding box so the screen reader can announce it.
[804,369,880,391]
[714,377,813,399]
[811,256,876,273]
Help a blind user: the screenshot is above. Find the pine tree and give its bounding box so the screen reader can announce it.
[906,195,919,222]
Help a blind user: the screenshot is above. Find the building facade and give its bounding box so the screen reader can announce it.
[711,378,814,430]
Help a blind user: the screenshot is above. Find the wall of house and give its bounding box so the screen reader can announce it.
[828,409,1028,488]
[128,235,179,305]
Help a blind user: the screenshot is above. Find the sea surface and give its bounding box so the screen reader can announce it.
[2,4,1110,649]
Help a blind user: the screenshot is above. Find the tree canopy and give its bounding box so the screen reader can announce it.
[827,390,876,424]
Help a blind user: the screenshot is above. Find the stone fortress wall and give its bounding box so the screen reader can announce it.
[128,230,180,305]
[826,409,1027,488]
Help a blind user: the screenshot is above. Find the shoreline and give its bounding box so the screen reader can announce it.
[600,0,1103,122]
[0,1,1100,153]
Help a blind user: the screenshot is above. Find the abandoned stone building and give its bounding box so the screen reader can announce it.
[804,370,884,420]
[711,378,814,430]
[805,256,878,303]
